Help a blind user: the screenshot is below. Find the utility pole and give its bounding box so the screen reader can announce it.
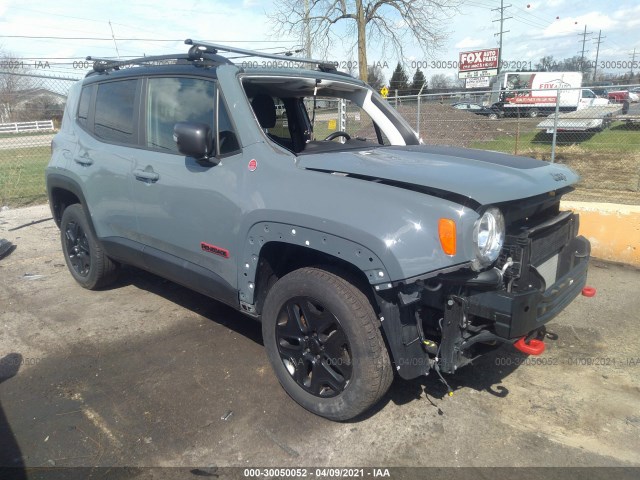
[577,25,592,74]
[592,30,605,82]
[492,0,512,74]
[630,48,637,79]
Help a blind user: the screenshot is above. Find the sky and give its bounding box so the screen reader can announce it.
[0,0,639,83]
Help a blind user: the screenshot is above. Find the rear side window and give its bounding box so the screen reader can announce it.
[94,80,137,144]
[146,77,215,153]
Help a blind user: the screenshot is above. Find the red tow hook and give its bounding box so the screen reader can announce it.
[513,337,545,355]
[582,286,596,297]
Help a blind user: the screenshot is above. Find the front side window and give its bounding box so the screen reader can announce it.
[146,77,239,156]
[146,77,215,153]
[94,80,137,144]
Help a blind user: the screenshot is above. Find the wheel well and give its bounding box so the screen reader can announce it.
[50,188,80,226]
[252,242,376,316]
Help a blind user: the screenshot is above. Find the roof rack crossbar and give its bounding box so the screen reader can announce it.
[184,39,337,72]
[87,52,233,73]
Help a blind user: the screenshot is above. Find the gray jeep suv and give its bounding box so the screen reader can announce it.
[46,40,591,420]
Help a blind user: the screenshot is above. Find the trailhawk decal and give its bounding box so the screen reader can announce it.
[201,242,230,258]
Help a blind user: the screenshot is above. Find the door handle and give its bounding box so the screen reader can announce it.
[133,168,160,182]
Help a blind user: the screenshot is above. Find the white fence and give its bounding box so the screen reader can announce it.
[0,120,55,134]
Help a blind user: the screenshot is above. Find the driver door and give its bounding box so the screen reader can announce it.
[131,76,243,306]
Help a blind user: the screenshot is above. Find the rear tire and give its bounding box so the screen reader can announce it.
[528,108,539,118]
[262,267,393,421]
[60,204,119,290]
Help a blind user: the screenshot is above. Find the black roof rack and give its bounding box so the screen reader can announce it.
[184,39,338,73]
[86,50,233,74]
[87,39,340,75]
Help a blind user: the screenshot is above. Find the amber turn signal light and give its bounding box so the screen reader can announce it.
[438,218,456,256]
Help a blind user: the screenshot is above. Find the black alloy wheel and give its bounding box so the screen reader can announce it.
[65,220,91,277]
[262,267,393,420]
[276,296,352,397]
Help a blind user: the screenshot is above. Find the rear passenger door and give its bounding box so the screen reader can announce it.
[131,76,243,305]
[73,79,141,243]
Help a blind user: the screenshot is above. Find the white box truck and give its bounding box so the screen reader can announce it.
[490,71,608,117]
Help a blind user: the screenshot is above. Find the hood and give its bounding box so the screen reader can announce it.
[297,145,578,206]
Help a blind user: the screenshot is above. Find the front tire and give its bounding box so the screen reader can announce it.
[60,204,119,290]
[262,267,393,421]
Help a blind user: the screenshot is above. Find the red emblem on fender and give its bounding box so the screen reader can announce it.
[200,242,230,258]
[248,159,257,171]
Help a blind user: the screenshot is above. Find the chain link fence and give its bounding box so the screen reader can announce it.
[392,83,640,205]
[1,72,639,207]
[1,72,79,207]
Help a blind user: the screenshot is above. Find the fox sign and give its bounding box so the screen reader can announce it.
[459,48,500,72]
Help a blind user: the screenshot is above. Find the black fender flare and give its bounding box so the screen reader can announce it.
[238,222,394,307]
[46,173,96,236]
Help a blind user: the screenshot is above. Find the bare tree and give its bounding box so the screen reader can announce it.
[366,64,385,91]
[429,73,452,90]
[270,0,461,82]
[0,51,34,122]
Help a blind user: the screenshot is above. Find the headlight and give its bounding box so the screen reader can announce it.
[472,207,505,271]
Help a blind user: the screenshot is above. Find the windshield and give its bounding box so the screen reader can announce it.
[242,75,419,154]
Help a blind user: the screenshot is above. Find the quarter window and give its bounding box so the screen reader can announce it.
[94,80,137,144]
[77,86,92,127]
[218,96,240,155]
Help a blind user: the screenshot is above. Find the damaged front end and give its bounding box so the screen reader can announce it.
[375,202,591,383]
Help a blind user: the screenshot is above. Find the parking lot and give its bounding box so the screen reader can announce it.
[1,205,639,472]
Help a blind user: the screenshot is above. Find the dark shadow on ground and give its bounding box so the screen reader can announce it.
[112,265,264,347]
[0,353,27,479]
[532,131,598,144]
[610,122,640,131]
[350,341,542,422]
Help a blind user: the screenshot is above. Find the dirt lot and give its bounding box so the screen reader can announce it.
[1,205,639,474]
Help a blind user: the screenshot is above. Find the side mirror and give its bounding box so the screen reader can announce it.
[173,122,218,165]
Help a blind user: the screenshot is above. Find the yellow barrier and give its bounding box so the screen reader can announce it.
[561,201,640,267]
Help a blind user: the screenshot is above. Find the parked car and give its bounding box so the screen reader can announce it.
[451,102,504,119]
[46,40,591,421]
[608,89,639,103]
